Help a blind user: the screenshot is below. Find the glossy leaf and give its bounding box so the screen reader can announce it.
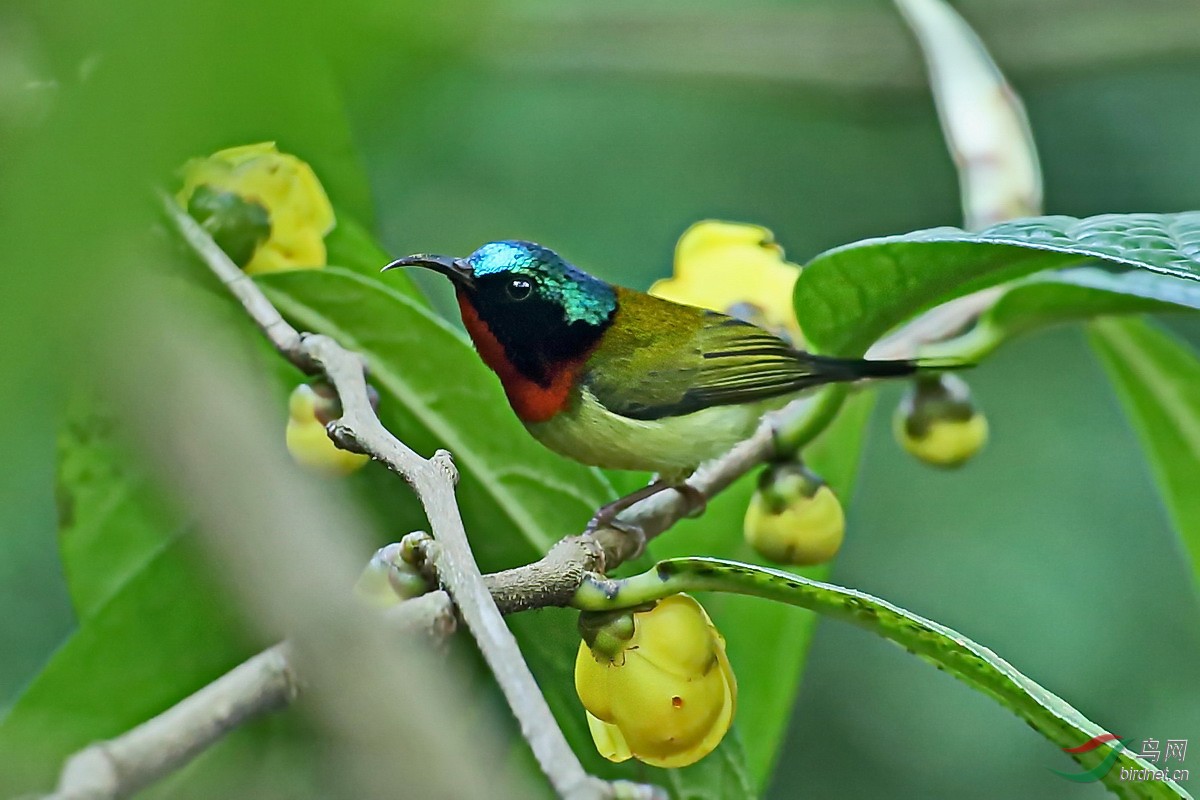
[795,212,1200,355]
[651,391,875,789]
[576,558,1192,800]
[984,267,1200,332]
[933,267,1200,360]
[1088,317,1200,594]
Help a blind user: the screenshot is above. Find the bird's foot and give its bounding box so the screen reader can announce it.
[674,482,707,519]
[586,480,670,533]
[599,517,649,561]
[585,509,648,562]
[583,479,706,559]
[586,479,708,530]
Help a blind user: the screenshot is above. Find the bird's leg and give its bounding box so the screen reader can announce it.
[585,478,709,544]
[672,482,707,519]
[586,479,674,533]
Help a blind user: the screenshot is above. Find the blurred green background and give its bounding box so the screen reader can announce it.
[3,0,1199,797]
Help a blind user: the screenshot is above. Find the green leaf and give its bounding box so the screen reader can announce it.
[737,392,875,787]
[56,402,186,618]
[0,538,251,797]
[0,393,260,796]
[1088,317,1200,596]
[663,729,755,800]
[651,392,875,791]
[576,558,1192,800]
[325,212,413,285]
[795,212,1200,355]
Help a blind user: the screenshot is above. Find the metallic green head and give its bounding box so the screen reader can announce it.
[385,240,617,386]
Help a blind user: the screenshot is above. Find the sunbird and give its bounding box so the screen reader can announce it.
[386,240,952,527]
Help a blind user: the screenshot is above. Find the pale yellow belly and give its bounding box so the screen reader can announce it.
[525,387,791,481]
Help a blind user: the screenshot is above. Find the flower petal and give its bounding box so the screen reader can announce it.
[585,712,632,763]
[651,220,803,342]
[178,142,334,273]
[609,651,730,768]
[630,593,718,679]
[574,641,616,722]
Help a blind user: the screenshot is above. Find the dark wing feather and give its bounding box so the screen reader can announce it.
[584,293,835,420]
[683,317,826,409]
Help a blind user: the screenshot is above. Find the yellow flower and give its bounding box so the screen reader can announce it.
[177,142,335,274]
[651,220,803,343]
[893,373,988,468]
[285,383,369,477]
[574,594,736,768]
[744,462,844,566]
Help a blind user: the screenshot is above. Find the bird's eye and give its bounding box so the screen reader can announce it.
[506,277,533,301]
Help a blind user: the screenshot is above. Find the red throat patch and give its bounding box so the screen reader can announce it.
[456,291,588,423]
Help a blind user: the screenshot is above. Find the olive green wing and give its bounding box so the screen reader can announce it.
[584,293,832,421]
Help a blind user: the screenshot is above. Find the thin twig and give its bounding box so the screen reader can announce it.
[45,584,460,800]
[48,644,298,800]
[162,194,620,800]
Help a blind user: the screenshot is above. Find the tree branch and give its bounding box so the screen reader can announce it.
[163,194,625,800]
[45,589,461,800]
[47,644,297,800]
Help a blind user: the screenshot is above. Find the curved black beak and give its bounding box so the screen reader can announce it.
[382,254,474,287]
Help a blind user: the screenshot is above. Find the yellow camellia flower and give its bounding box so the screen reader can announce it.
[650,220,803,344]
[744,462,845,566]
[285,383,369,477]
[177,142,335,274]
[893,373,988,468]
[574,594,736,768]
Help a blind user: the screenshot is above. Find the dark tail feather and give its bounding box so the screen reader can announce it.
[808,354,972,383]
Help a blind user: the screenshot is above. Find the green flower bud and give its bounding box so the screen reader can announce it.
[354,542,431,607]
[578,609,638,662]
[185,185,271,268]
[574,595,736,768]
[894,373,988,468]
[744,463,844,565]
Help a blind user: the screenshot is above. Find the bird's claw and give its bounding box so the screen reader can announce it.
[585,506,617,535]
[585,515,647,561]
[675,483,707,519]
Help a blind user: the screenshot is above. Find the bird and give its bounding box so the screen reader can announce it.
[384,240,956,529]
